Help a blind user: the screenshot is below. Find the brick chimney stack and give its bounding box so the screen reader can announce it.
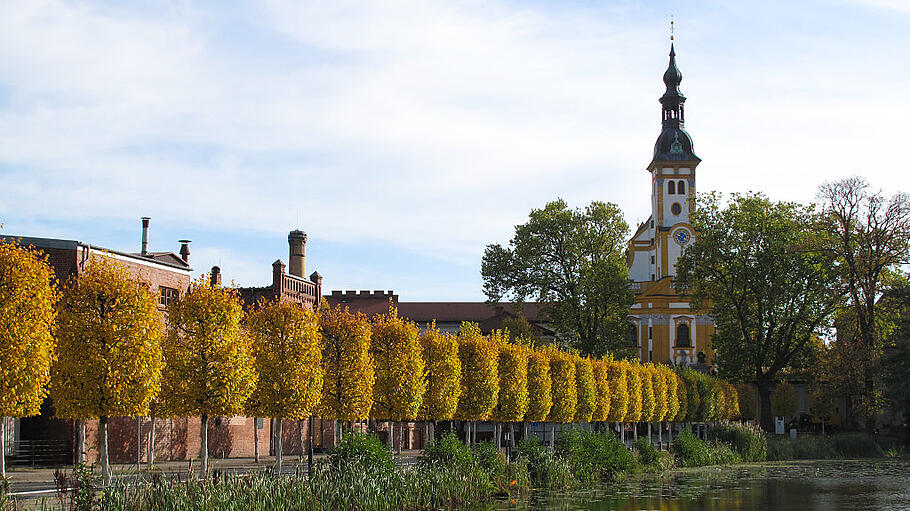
[179,240,191,263]
[140,217,150,256]
[288,229,307,278]
[210,266,222,287]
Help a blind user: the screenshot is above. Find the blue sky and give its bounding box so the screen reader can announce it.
[1,0,909,300]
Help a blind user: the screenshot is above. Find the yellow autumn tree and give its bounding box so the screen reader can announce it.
[674,372,689,422]
[371,307,425,450]
[318,305,374,426]
[418,324,461,422]
[650,365,669,423]
[525,347,552,423]
[53,257,163,482]
[605,359,628,424]
[663,366,681,425]
[591,358,611,423]
[573,355,596,423]
[455,323,499,423]
[246,299,323,473]
[493,336,529,423]
[624,361,643,424]
[545,347,577,424]
[0,241,58,478]
[162,276,256,475]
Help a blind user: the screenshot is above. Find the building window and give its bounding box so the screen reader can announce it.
[648,326,653,339]
[629,323,639,347]
[159,286,179,307]
[668,180,676,194]
[676,323,691,347]
[650,255,655,264]
[678,180,686,194]
[671,202,682,215]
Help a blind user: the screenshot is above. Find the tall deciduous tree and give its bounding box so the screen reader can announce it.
[418,325,461,423]
[573,355,596,423]
[525,348,552,423]
[493,338,530,423]
[246,299,323,474]
[318,305,374,427]
[624,361,643,425]
[605,360,628,424]
[482,200,635,357]
[545,347,577,424]
[455,323,499,425]
[53,257,163,482]
[0,242,58,478]
[162,276,256,476]
[371,307,425,450]
[591,359,611,424]
[817,177,910,427]
[676,192,841,431]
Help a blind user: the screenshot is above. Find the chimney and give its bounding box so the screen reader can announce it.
[210,266,222,287]
[140,217,150,256]
[179,240,191,264]
[288,229,307,278]
[272,259,286,287]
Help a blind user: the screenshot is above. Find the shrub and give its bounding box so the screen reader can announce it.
[328,432,394,474]
[632,437,660,469]
[709,422,767,462]
[515,436,575,490]
[419,432,474,469]
[672,428,740,467]
[555,429,635,484]
[830,433,884,458]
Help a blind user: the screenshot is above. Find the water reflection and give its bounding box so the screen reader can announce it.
[500,459,910,510]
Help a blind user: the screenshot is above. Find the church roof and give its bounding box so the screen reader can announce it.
[650,43,700,166]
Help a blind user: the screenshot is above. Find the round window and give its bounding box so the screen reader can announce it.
[671,202,682,215]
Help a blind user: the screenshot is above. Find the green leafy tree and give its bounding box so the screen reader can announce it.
[771,382,798,418]
[0,242,58,478]
[482,199,635,357]
[677,192,841,431]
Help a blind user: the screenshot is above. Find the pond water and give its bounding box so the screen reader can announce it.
[502,459,910,510]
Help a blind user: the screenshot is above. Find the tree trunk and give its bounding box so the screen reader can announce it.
[757,380,774,432]
[275,418,283,475]
[297,419,304,462]
[549,423,555,450]
[620,422,625,443]
[633,423,638,440]
[149,417,156,467]
[75,419,86,465]
[647,422,652,443]
[100,416,111,484]
[307,416,315,476]
[254,419,260,463]
[423,422,429,449]
[495,423,501,451]
[388,420,395,450]
[136,417,142,472]
[509,422,516,449]
[200,414,209,476]
[668,422,673,443]
[1,417,6,478]
[658,422,663,444]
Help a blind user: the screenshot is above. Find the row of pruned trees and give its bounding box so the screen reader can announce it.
[0,242,739,480]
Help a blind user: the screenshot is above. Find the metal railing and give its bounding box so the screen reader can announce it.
[5,439,72,467]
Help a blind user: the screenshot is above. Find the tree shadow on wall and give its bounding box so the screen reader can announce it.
[208,418,233,459]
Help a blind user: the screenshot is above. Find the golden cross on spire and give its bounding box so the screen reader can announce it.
[670,15,675,42]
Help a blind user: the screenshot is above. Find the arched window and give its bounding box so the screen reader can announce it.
[676,323,691,347]
[629,323,639,347]
[678,180,686,194]
[668,180,676,194]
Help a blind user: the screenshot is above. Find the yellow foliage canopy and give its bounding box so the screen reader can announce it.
[545,347,576,423]
[605,360,628,423]
[639,364,656,423]
[53,257,163,419]
[663,367,681,422]
[591,358,611,422]
[246,299,323,420]
[674,372,688,422]
[418,324,461,421]
[525,348,552,422]
[319,305,375,421]
[650,364,668,422]
[0,242,57,418]
[455,323,499,421]
[161,276,256,418]
[573,355,596,423]
[624,361,643,423]
[370,307,425,422]
[493,335,529,422]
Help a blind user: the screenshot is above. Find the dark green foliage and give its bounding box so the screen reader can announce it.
[514,436,575,489]
[672,428,741,467]
[555,429,635,485]
[709,422,767,462]
[767,432,886,461]
[329,432,394,473]
[418,432,474,469]
[632,437,661,469]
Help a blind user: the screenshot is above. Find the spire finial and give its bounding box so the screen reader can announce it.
[670,15,674,42]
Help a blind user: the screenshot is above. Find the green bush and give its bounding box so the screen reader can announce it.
[672,428,741,467]
[831,433,884,458]
[709,422,767,462]
[419,432,474,469]
[515,436,575,489]
[632,437,661,469]
[328,432,395,474]
[766,432,887,461]
[555,429,636,485]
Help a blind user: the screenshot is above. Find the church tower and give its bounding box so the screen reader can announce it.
[626,41,714,368]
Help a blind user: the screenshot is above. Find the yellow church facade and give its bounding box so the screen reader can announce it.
[626,43,714,367]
